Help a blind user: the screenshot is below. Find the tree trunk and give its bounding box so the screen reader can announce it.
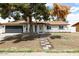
[28,3,34,33]
[29,16,33,33]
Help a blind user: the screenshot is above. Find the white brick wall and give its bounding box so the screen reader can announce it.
[45,25,70,32]
[0,25,5,33]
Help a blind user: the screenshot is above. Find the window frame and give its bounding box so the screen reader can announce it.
[47,25,51,30]
[59,25,64,30]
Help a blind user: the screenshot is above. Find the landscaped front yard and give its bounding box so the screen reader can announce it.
[0,32,79,52]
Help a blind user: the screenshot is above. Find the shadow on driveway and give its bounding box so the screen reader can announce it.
[0,33,51,43]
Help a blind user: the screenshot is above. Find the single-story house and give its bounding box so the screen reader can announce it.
[0,20,70,34]
[72,22,79,32]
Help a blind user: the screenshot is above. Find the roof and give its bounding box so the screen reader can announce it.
[32,21,69,25]
[1,20,27,26]
[0,20,69,26]
[72,22,79,26]
[0,23,2,25]
[45,21,69,25]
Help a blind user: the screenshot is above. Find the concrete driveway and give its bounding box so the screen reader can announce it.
[0,33,21,40]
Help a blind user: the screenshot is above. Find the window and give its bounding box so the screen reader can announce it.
[59,25,64,29]
[47,25,51,30]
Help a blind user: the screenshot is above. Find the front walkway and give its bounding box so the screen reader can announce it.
[39,35,53,50]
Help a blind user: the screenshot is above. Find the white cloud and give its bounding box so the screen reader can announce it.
[67,13,79,25]
[66,12,79,32]
[70,7,79,13]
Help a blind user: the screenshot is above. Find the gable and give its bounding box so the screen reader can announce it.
[72,22,79,26]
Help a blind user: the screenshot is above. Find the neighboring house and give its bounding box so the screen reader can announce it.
[0,20,70,34]
[72,22,79,32]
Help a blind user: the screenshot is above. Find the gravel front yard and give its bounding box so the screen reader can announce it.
[0,33,43,52]
[0,32,79,52]
[0,39,42,52]
[48,32,79,51]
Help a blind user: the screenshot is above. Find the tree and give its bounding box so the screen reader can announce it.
[26,3,49,32]
[0,3,49,33]
[0,3,17,19]
[50,3,70,21]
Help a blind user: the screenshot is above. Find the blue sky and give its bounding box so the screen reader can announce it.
[46,3,79,25]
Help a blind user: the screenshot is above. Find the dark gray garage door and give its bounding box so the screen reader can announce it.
[6,26,23,33]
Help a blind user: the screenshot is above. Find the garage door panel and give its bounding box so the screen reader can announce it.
[6,26,23,33]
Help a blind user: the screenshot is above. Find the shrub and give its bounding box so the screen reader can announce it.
[50,35,61,39]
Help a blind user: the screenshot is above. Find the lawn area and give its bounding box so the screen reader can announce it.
[48,32,79,52]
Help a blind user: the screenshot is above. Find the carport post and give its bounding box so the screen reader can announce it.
[37,25,39,34]
[43,24,46,33]
[27,24,30,32]
[4,25,6,33]
[33,25,35,33]
[23,25,26,33]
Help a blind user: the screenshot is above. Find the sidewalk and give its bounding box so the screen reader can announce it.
[0,52,78,56]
